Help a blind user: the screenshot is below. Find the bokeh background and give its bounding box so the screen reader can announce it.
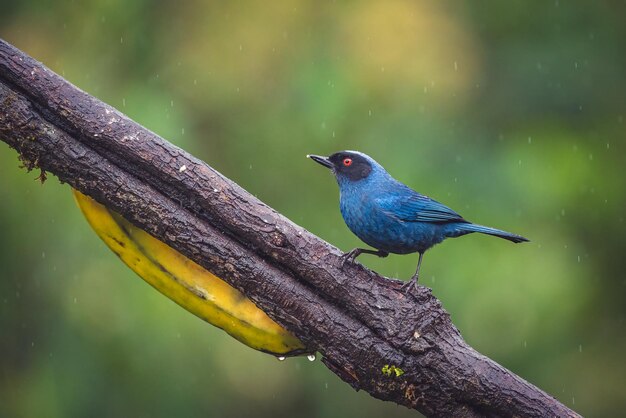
[1,1,625,417]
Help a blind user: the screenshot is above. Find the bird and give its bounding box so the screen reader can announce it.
[307,150,529,292]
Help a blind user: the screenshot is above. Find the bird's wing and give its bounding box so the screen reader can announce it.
[380,192,467,224]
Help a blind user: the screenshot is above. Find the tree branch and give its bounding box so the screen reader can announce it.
[0,39,579,418]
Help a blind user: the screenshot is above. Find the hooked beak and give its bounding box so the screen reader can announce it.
[307,154,333,169]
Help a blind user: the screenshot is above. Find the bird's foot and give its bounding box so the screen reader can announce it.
[340,248,360,268]
[401,275,419,295]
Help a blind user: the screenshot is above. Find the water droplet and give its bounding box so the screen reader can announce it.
[277,356,286,361]
[528,136,532,144]
[579,344,583,352]
[307,354,316,362]
[454,61,458,71]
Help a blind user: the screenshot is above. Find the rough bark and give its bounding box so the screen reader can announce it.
[0,39,579,418]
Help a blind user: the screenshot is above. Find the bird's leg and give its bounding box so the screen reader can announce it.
[340,248,388,267]
[402,252,424,293]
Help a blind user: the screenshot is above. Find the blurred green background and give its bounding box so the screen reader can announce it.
[1,1,625,417]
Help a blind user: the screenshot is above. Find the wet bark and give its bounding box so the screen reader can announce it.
[0,39,579,418]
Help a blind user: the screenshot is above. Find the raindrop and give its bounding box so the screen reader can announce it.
[368,109,372,116]
[579,344,583,353]
[577,255,581,263]
[122,98,126,107]
[277,356,286,361]
[120,37,124,44]
[170,100,174,108]
[454,61,458,71]
[41,252,46,259]
[528,136,532,144]
[181,128,185,135]
[523,340,527,348]
[307,353,316,362]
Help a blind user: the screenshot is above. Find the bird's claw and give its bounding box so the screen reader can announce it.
[340,249,359,268]
[401,276,419,295]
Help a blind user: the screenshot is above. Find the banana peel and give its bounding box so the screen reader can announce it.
[72,190,306,357]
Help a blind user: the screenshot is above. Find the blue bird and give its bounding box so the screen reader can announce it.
[308,151,529,291]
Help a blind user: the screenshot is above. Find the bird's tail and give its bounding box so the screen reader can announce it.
[452,223,529,243]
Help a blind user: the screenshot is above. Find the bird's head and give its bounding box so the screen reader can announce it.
[307,151,381,183]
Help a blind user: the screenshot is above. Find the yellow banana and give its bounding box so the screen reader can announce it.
[72,190,306,357]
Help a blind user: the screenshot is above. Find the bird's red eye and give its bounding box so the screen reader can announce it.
[343,158,352,167]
